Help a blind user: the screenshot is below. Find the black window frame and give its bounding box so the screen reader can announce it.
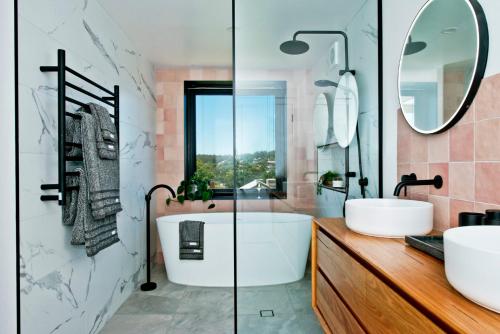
[184,80,287,199]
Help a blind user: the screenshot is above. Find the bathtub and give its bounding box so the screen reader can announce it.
[157,212,312,287]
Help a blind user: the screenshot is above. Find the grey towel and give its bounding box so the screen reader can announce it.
[63,175,79,226]
[80,112,121,205]
[86,233,119,257]
[90,197,122,220]
[89,103,117,143]
[179,220,204,260]
[72,168,119,257]
[65,116,82,158]
[97,140,118,160]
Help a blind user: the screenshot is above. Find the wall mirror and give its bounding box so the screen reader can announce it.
[398,0,489,134]
[333,72,359,148]
[313,93,334,146]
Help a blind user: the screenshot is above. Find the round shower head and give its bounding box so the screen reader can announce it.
[314,80,338,88]
[404,36,427,56]
[280,40,310,55]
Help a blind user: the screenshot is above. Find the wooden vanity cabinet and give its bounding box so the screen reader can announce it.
[311,218,500,334]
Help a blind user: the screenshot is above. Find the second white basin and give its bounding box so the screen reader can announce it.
[444,226,500,313]
[345,199,433,238]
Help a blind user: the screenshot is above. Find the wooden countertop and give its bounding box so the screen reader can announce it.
[314,217,500,334]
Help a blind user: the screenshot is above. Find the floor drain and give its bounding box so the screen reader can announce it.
[259,310,275,317]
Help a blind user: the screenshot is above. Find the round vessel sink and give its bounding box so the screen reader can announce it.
[345,199,433,238]
[444,226,500,313]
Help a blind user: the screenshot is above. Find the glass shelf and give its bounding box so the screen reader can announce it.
[318,184,346,194]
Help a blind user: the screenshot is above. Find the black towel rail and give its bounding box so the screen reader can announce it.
[40,49,120,205]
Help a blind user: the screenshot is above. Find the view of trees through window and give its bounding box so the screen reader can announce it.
[195,94,277,190]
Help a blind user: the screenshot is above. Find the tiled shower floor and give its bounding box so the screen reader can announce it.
[101,265,322,334]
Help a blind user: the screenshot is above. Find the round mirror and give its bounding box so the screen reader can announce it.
[333,72,359,148]
[313,93,333,146]
[398,0,488,134]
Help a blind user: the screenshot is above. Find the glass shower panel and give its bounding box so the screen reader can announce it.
[234,0,379,332]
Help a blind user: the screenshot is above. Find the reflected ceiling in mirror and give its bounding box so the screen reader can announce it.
[398,0,488,134]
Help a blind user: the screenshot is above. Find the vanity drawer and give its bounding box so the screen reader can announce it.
[317,229,443,334]
[317,270,365,334]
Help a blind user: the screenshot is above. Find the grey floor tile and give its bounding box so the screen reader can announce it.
[237,313,322,334]
[177,288,234,316]
[287,288,313,314]
[168,313,234,334]
[237,286,294,316]
[116,293,180,315]
[100,314,173,334]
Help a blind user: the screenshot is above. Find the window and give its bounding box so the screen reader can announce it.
[185,81,287,199]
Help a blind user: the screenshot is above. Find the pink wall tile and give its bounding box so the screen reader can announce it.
[397,135,410,164]
[397,73,500,231]
[428,132,449,163]
[475,119,500,161]
[449,162,474,201]
[450,199,475,228]
[410,132,428,163]
[450,123,474,161]
[428,195,450,231]
[458,103,475,125]
[475,73,500,121]
[429,163,448,196]
[475,162,500,205]
[411,163,429,195]
[475,202,500,213]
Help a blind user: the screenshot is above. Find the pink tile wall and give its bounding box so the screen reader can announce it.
[397,73,500,231]
[154,67,317,261]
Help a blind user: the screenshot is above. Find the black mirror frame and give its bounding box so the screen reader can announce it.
[398,0,489,135]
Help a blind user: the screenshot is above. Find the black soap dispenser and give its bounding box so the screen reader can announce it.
[483,210,500,226]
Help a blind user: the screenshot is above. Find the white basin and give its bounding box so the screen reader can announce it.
[345,199,433,238]
[444,226,500,313]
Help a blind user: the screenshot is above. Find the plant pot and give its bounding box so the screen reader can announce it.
[323,180,333,187]
[332,180,344,188]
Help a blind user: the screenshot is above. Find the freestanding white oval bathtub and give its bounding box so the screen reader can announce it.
[157,212,312,287]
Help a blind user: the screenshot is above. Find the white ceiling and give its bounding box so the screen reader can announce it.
[97,0,366,69]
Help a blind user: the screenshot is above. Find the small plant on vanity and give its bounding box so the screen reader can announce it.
[166,171,216,209]
[317,171,344,195]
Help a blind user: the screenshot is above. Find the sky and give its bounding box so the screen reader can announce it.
[196,95,276,155]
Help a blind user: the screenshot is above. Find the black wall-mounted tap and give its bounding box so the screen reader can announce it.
[393,173,443,197]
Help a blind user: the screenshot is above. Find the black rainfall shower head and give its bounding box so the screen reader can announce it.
[280,39,310,55]
[404,36,427,56]
[314,80,338,88]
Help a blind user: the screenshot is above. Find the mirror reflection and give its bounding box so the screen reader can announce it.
[399,0,482,133]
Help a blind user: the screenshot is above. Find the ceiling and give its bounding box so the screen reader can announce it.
[97,0,367,69]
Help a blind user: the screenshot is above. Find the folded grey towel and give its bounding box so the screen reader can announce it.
[86,233,119,257]
[72,168,120,257]
[65,116,82,158]
[63,175,79,226]
[80,112,121,204]
[97,140,118,160]
[179,220,204,260]
[89,103,117,143]
[92,202,122,220]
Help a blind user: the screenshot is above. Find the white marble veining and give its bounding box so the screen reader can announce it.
[314,0,379,217]
[18,0,156,333]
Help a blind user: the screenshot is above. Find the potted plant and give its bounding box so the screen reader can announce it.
[166,171,216,209]
[332,173,344,188]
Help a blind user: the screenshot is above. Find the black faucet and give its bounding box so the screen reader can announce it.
[393,173,443,196]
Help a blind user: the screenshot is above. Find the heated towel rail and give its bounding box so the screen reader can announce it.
[40,49,120,205]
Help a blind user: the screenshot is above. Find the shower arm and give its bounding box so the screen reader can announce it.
[292,30,353,75]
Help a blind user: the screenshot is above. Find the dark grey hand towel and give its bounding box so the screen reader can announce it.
[90,196,122,220]
[89,103,117,143]
[97,140,118,160]
[65,116,83,158]
[63,175,80,226]
[179,220,204,260]
[72,168,120,257]
[80,112,121,203]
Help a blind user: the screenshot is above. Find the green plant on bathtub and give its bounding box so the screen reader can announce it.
[166,171,216,209]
